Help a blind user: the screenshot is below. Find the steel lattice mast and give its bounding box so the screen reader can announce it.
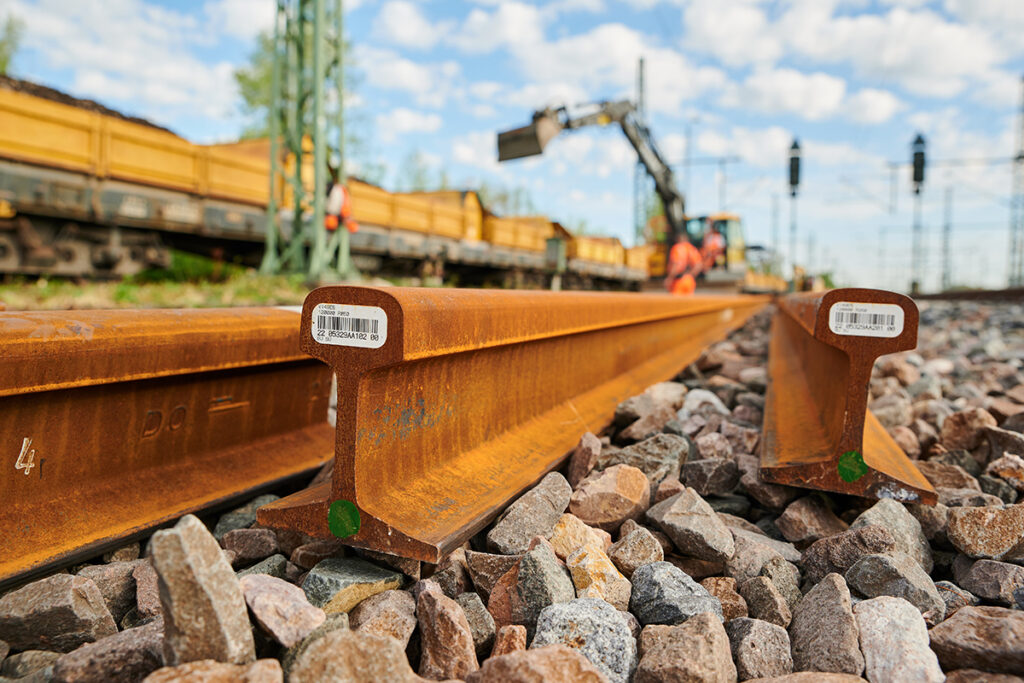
[260,0,352,281]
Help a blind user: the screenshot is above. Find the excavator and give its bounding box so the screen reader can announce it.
[496,100,755,291]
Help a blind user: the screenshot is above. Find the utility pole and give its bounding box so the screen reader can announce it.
[633,57,647,244]
[789,139,801,281]
[911,133,926,294]
[771,193,779,274]
[261,0,351,281]
[1010,75,1024,286]
[942,186,952,292]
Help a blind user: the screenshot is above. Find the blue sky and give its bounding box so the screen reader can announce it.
[3,0,1023,291]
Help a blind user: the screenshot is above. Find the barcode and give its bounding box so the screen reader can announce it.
[833,312,896,327]
[317,315,379,334]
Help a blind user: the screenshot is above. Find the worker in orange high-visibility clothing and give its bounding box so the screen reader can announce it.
[325,175,359,233]
[664,232,703,295]
[701,222,726,273]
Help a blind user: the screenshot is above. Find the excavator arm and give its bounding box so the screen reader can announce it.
[497,100,686,244]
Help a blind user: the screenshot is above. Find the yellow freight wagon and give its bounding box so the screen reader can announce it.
[569,236,625,266]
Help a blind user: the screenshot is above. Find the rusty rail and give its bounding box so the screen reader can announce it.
[760,288,937,504]
[1,307,333,586]
[258,287,769,563]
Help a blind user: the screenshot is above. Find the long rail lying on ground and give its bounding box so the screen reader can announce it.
[0,307,334,587]
[760,288,937,504]
[258,287,769,562]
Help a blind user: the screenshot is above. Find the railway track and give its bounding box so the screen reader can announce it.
[4,287,1024,681]
[3,287,928,581]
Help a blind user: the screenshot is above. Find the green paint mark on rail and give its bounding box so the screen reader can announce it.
[328,499,361,538]
[838,450,868,482]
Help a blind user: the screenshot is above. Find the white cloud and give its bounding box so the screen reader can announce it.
[697,125,884,169]
[10,0,237,125]
[453,131,500,172]
[683,0,782,67]
[845,88,904,124]
[720,68,847,121]
[501,82,589,109]
[203,0,275,41]
[511,23,725,114]
[450,2,545,53]
[779,4,1004,97]
[372,1,450,50]
[356,46,462,107]
[375,108,442,142]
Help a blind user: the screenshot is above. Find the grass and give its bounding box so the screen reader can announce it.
[0,251,377,311]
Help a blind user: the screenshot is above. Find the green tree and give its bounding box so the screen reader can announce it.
[0,14,24,76]
[477,181,536,215]
[397,149,451,192]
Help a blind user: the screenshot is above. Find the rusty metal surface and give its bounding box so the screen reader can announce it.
[1,307,333,587]
[258,287,769,563]
[760,288,937,504]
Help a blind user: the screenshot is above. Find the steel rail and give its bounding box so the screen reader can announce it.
[1,307,333,587]
[258,287,769,563]
[760,288,937,504]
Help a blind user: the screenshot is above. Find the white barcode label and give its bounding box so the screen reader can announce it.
[828,301,904,338]
[311,303,387,348]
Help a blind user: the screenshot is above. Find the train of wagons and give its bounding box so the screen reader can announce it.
[0,76,652,287]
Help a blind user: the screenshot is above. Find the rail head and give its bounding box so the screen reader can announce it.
[761,287,936,504]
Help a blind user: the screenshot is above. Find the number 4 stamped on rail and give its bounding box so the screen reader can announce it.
[15,437,36,476]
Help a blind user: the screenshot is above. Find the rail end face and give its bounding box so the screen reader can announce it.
[761,288,937,505]
[261,287,770,563]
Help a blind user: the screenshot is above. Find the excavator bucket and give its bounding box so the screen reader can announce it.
[497,113,563,161]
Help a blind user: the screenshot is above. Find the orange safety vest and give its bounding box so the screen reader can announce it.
[667,241,702,295]
[701,232,725,270]
[325,184,359,233]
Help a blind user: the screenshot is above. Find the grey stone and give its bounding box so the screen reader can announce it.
[979,474,1019,504]
[788,573,865,676]
[907,502,949,544]
[929,606,1024,675]
[465,550,521,601]
[607,527,664,578]
[706,493,751,516]
[142,659,283,682]
[0,574,117,653]
[801,524,897,585]
[456,592,496,661]
[725,617,793,681]
[568,432,603,488]
[849,498,932,573]
[132,562,161,622]
[931,449,982,477]
[1,651,61,678]
[239,574,325,648]
[956,558,1024,605]
[678,389,730,419]
[844,552,945,618]
[628,561,723,626]
[280,613,348,677]
[645,488,735,562]
[212,494,279,540]
[602,433,690,495]
[287,626,420,683]
[724,531,785,585]
[300,557,403,613]
[149,514,255,666]
[507,542,576,637]
[731,528,800,563]
[736,454,800,510]
[738,577,791,628]
[220,528,279,568]
[487,472,572,555]
[349,589,416,647]
[51,618,164,683]
[760,557,802,610]
[75,561,143,625]
[683,458,740,497]
[417,586,479,680]
[939,487,1004,507]
[934,581,980,618]
[854,596,943,683]
[531,598,637,683]
[635,613,736,683]
[776,497,849,546]
[236,553,288,579]
[102,544,141,564]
